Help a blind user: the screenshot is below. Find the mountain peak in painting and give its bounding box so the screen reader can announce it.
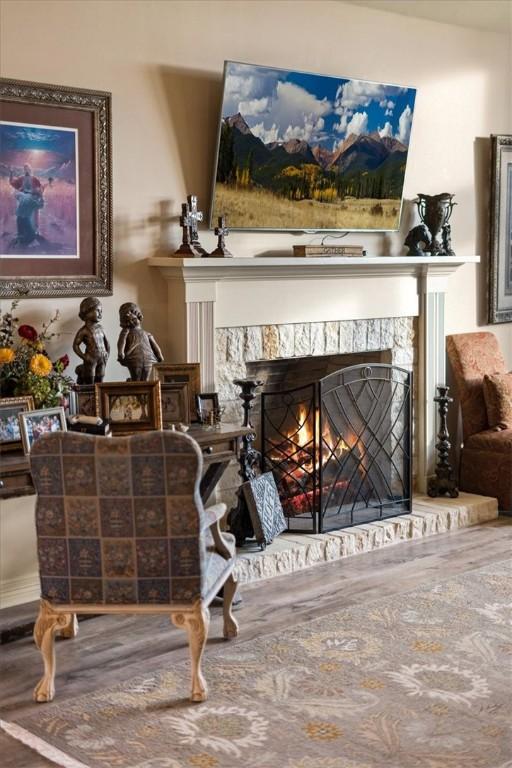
[212,61,416,230]
[225,112,252,135]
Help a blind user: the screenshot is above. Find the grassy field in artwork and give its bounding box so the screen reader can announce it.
[212,183,401,231]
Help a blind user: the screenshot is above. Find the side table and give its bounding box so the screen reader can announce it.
[0,423,252,504]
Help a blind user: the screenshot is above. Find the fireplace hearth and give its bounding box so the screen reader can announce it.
[260,363,412,532]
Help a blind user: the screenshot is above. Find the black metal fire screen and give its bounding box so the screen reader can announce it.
[261,363,412,533]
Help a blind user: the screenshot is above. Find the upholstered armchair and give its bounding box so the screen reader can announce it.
[447,332,512,511]
[30,430,239,704]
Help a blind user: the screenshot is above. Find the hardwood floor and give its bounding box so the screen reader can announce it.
[1,517,511,768]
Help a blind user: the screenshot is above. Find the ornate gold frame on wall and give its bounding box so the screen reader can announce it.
[0,78,112,298]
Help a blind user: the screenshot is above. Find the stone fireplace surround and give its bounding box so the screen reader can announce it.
[215,315,416,421]
[149,254,479,498]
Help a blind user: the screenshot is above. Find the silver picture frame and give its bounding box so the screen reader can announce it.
[18,406,67,455]
[488,134,512,324]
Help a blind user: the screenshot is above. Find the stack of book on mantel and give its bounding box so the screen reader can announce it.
[292,244,366,257]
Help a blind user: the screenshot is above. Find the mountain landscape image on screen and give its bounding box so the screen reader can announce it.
[211,62,416,231]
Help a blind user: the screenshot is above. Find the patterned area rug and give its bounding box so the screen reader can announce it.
[2,562,511,768]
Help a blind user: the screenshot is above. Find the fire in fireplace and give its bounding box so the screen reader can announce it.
[260,363,412,532]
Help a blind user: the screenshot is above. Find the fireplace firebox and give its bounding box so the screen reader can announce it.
[260,363,412,533]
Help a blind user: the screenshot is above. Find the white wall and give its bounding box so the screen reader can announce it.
[1,0,511,370]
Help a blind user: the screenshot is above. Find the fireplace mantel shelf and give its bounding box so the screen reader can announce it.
[148,254,479,282]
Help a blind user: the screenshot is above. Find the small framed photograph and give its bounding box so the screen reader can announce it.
[161,382,190,427]
[70,384,97,417]
[96,381,162,435]
[0,395,35,451]
[18,406,67,455]
[195,392,220,424]
[152,363,200,419]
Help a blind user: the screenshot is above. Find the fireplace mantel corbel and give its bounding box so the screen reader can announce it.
[149,254,480,491]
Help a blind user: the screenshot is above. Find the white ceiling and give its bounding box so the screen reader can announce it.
[341,0,512,34]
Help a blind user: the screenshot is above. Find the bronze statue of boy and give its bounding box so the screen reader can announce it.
[117,302,164,381]
[73,297,110,384]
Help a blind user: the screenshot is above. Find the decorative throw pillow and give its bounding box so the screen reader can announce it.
[483,372,512,429]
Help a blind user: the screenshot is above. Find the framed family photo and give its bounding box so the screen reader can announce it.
[18,406,67,455]
[160,382,190,427]
[0,395,34,451]
[195,392,220,424]
[489,134,512,324]
[70,384,97,418]
[0,78,112,298]
[96,381,162,435]
[152,363,201,419]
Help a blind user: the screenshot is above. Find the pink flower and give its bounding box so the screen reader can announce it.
[58,354,70,369]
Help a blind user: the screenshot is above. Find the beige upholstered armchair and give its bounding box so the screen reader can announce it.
[30,430,239,704]
[447,332,512,511]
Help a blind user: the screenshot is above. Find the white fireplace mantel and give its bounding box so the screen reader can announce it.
[149,254,477,284]
[149,254,479,491]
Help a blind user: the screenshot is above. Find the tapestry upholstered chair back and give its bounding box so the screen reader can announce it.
[30,430,239,704]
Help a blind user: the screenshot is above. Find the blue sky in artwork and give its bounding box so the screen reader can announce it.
[222,61,416,151]
[0,122,76,160]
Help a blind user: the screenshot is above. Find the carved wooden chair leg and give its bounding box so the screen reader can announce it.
[59,614,79,639]
[33,600,74,703]
[222,573,239,640]
[171,603,210,703]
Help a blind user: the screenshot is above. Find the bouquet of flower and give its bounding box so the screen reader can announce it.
[0,301,73,409]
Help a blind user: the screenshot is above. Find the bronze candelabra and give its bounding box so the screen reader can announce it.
[227,378,263,546]
[427,385,459,498]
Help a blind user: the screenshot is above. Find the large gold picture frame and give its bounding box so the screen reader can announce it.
[0,78,112,298]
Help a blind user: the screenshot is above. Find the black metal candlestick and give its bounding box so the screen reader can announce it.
[427,385,459,498]
[227,378,263,546]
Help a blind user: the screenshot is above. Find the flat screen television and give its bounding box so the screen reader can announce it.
[210,61,416,232]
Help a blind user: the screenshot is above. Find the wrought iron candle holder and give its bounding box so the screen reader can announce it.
[427,385,459,499]
[227,378,263,546]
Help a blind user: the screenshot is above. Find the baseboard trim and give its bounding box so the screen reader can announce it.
[0,574,40,610]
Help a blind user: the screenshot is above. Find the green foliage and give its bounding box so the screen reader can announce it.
[217,123,235,184]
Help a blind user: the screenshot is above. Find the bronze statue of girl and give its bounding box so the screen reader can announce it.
[117,302,164,381]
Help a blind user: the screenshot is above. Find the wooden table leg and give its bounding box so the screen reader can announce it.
[200,460,230,504]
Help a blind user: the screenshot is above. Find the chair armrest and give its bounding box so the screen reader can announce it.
[201,503,226,531]
[202,502,235,560]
